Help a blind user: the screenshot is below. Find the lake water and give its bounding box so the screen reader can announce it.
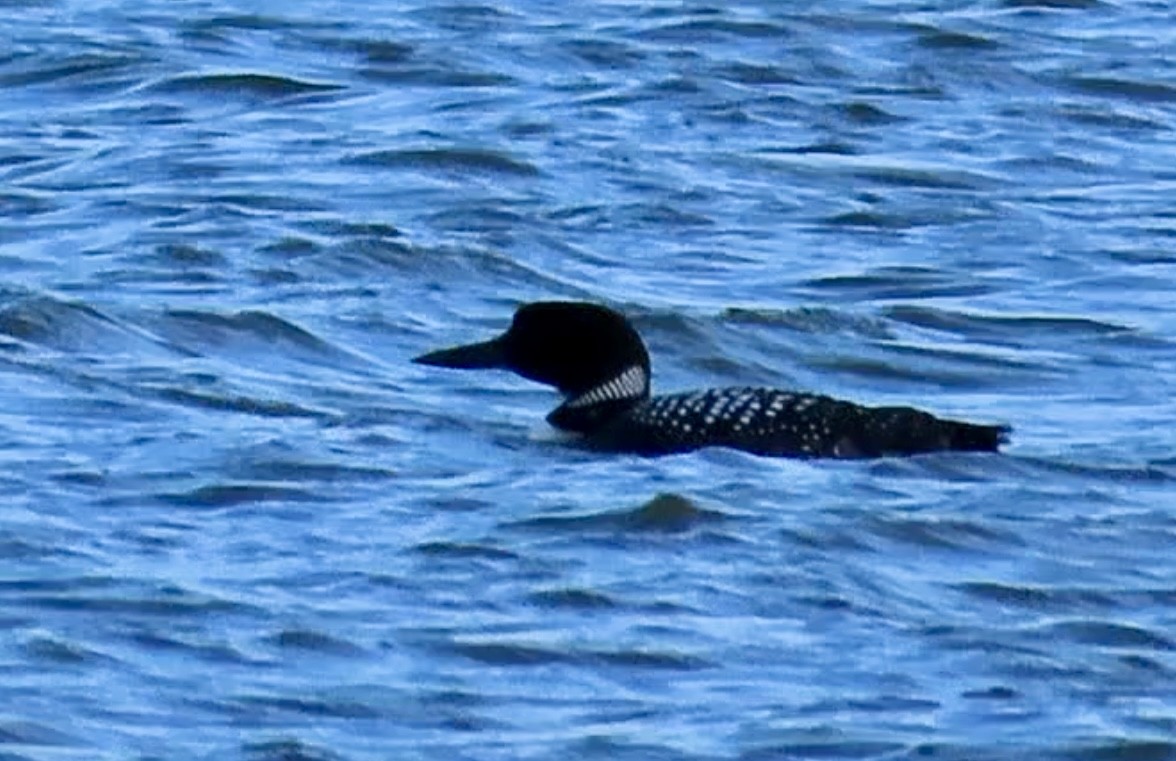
[1,1,1174,759]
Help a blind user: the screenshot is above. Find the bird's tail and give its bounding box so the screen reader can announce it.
[861,406,1011,456]
[944,420,1011,452]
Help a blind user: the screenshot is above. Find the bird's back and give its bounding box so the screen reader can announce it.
[591,387,1008,458]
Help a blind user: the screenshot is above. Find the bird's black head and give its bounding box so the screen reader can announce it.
[413,301,651,399]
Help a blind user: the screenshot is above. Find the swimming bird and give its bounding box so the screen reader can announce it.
[414,301,1010,458]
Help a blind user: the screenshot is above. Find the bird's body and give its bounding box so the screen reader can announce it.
[576,386,1005,458]
[414,302,1009,459]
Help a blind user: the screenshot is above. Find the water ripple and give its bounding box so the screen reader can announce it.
[347,147,541,177]
[149,72,345,101]
[507,493,727,534]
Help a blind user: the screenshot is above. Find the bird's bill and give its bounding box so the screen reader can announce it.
[412,337,506,369]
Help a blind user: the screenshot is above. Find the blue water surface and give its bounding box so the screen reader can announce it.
[1,1,1174,759]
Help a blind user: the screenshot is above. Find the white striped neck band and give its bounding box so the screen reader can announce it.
[564,365,648,409]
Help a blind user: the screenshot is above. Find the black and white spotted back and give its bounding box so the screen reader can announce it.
[592,387,1006,458]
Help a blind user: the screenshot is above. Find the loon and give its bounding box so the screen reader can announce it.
[413,301,1010,458]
